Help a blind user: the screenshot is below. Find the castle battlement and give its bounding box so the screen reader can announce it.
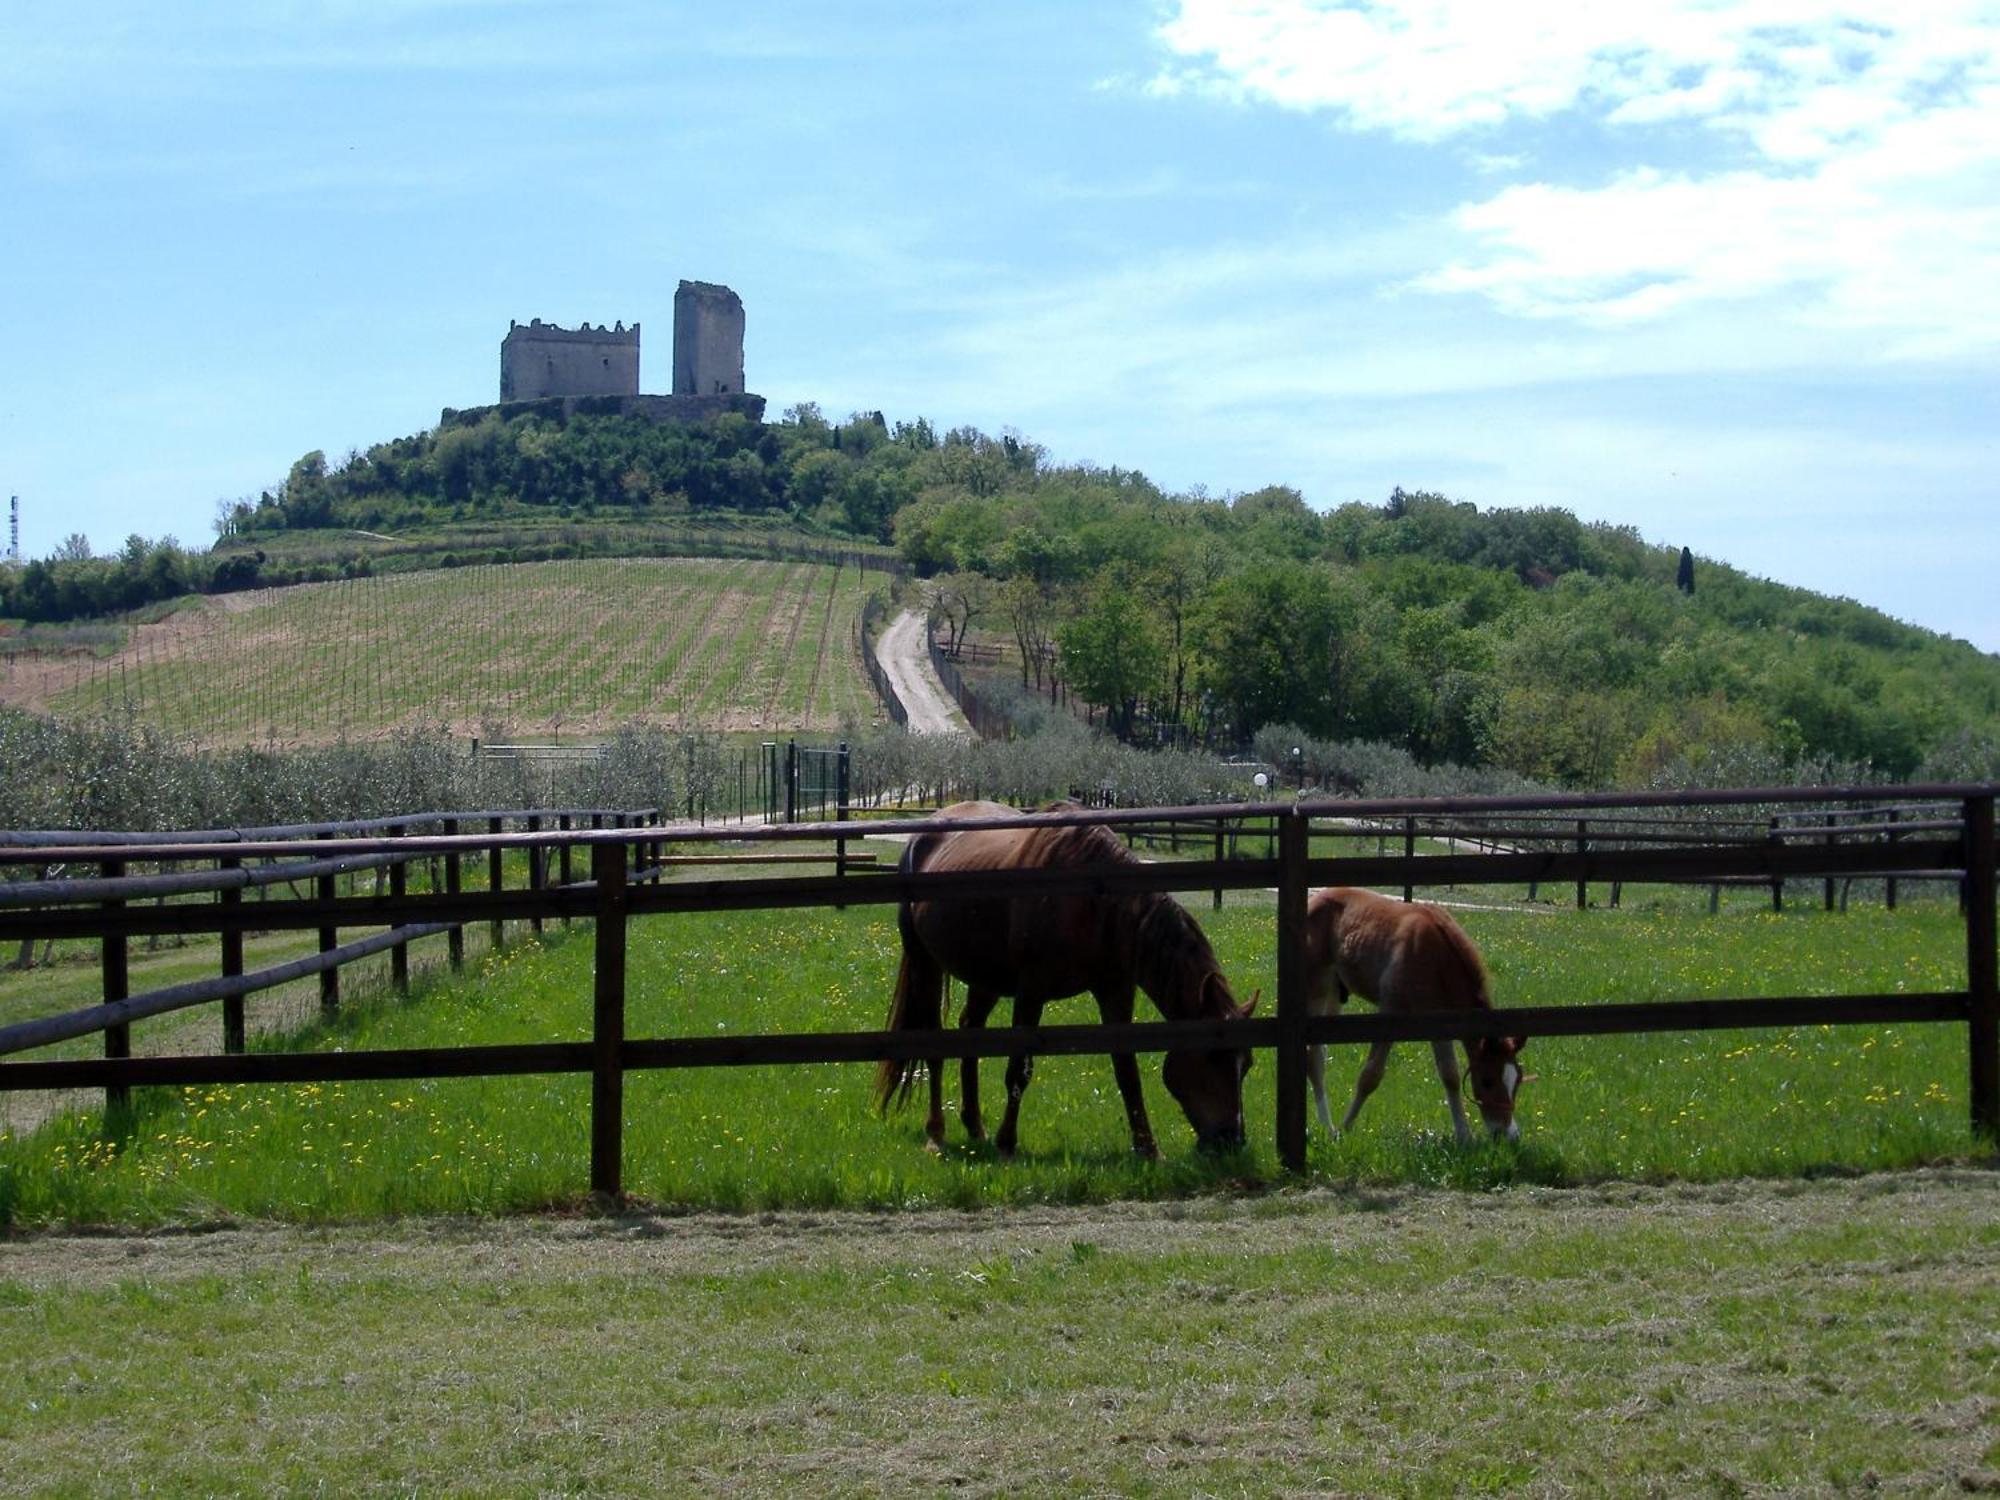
[507,318,640,344]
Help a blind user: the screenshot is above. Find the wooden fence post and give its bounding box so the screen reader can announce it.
[1769,817,1785,912]
[1965,793,1997,1141]
[101,859,129,1118]
[488,816,505,952]
[389,824,409,994]
[1402,816,1416,903]
[1575,820,1589,911]
[1213,824,1225,912]
[591,839,629,1203]
[220,855,245,1053]
[1824,814,1839,913]
[559,815,574,925]
[444,816,464,970]
[834,742,850,892]
[317,871,338,1018]
[526,814,544,938]
[1886,808,1900,911]
[1276,810,1310,1172]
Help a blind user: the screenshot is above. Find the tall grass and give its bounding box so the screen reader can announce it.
[0,897,1985,1227]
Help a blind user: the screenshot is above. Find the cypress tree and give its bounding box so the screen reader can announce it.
[1677,546,1695,595]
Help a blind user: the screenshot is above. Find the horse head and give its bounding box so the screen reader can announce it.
[1162,971,1257,1153]
[1464,1035,1528,1141]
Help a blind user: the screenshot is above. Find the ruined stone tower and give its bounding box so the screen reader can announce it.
[499,320,640,402]
[673,281,745,397]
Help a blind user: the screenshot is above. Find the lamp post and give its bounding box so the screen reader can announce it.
[1290,745,1303,793]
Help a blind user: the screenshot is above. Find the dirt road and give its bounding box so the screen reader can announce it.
[876,609,968,735]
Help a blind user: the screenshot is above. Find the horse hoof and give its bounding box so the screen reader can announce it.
[924,1136,945,1156]
[1133,1142,1160,1162]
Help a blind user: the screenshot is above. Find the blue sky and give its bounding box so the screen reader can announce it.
[3,1,1996,648]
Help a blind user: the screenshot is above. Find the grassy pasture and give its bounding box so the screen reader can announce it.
[13,556,884,744]
[3,885,1996,1495]
[0,1173,1994,1495]
[0,890,1988,1227]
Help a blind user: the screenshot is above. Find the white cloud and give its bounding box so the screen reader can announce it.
[1153,2,2000,352]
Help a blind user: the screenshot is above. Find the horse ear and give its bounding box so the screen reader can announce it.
[1242,988,1260,1018]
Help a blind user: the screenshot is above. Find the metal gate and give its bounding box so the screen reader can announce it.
[753,740,849,823]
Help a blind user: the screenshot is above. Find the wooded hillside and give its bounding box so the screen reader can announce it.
[8,402,1996,787]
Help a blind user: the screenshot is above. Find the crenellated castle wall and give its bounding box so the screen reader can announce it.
[500,319,642,402]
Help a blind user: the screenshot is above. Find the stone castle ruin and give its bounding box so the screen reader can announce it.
[671,281,745,397]
[451,279,763,428]
[500,319,640,402]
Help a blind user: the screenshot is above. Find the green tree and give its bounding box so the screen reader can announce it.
[1059,581,1164,739]
[1193,561,1345,740]
[1001,575,1059,692]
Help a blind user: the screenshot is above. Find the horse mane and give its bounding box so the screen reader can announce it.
[1020,807,1230,1021]
[1130,893,1231,1021]
[1426,906,1492,1011]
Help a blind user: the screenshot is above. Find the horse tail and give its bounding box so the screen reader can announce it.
[874,843,947,1113]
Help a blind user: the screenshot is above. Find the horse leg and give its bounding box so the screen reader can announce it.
[1307,982,1344,1137]
[1307,1041,1333,1137]
[925,1049,946,1153]
[919,980,949,1152]
[958,987,1000,1144]
[1339,1040,1394,1134]
[993,994,1046,1161]
[1096,985,1158,1159]
[1430,1038,1474,1145]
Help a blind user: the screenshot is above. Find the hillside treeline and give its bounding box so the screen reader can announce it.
[12,403,2000,788]
[0,534,291,626]
[891,470,2000,786]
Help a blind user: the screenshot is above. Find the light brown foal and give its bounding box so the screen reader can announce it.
[1303,886,1525,1144]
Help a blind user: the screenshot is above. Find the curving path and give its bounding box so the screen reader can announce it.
[877,610,969,736]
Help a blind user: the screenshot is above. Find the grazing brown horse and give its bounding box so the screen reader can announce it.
[874,800,1255,1158]
[1303,886,1526,1143]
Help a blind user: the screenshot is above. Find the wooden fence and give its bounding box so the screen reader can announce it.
[0,784,1993,1197]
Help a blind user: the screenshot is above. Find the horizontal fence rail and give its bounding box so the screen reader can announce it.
[0,786,1993,1193]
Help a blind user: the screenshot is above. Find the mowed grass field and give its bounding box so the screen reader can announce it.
[2,892,1989,1225]
[4,892,1998,1495]
[0,1172,1994,1496]
[10,556,885,744]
